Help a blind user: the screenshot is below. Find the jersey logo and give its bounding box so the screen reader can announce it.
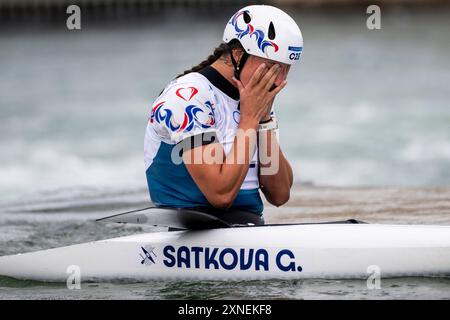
[176,87,199,101]
[150,100,215,132]
[233,110,240,124]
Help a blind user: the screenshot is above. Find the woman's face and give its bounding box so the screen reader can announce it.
[239,55,291,88]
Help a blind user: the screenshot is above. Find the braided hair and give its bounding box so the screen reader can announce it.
[176,40,244,79]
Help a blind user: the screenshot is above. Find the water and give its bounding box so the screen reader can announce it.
[2,277,450,300]
[0,7,450,299]
[1,8,450,201]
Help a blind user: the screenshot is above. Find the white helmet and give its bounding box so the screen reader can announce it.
[223,5,303,65]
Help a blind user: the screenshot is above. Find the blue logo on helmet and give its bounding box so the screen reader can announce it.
[288,46,303,61]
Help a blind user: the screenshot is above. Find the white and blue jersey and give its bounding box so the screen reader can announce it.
[144,66,263,214]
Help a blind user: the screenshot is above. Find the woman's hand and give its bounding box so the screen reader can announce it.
[232,63,287,128]
[260,97,275,123]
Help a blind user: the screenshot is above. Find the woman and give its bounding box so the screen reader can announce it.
[144,5,303,225]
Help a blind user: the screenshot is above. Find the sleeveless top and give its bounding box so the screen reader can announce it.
[144,66,263,214]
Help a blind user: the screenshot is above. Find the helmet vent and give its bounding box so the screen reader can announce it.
[243,11,251,24]
[268,22,276,40]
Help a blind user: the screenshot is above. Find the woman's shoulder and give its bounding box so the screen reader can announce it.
[158,72,213,102]
[149,72,217,144]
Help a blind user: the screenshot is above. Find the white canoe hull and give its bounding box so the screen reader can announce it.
[0,224,450,282]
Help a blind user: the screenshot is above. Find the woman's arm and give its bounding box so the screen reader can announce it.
[183,63,286,209]
[183,118,258,209]
[258,128,293,206]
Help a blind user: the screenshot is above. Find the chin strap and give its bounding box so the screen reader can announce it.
[228,46,249,80]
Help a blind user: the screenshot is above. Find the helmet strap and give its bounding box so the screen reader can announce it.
[228,46,249,80]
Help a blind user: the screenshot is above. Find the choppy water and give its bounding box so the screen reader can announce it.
[2,277,450,300]
[1,7,450,202]
[1,6,450,299]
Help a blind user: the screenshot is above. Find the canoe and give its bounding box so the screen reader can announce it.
[0,210,449,282]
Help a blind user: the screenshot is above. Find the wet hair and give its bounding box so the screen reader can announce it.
[176,40,244,79]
